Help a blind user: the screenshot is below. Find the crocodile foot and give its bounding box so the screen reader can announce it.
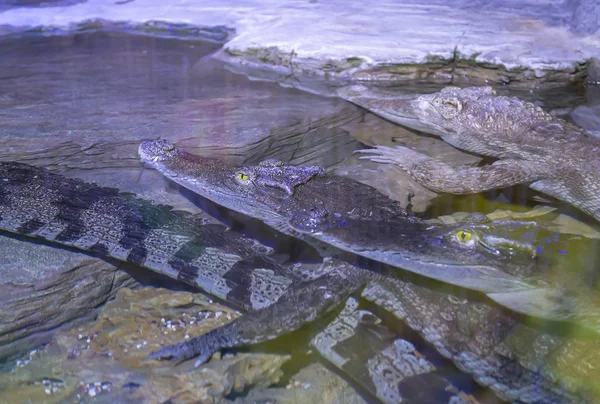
[356,145,431,170]
[147,333,217,367]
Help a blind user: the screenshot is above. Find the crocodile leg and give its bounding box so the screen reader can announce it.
[358,145,544,193]
[147,261,372,367]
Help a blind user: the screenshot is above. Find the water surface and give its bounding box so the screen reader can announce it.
[1,31,599,403]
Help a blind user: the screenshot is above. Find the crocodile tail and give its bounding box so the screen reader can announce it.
[0,162,296,311]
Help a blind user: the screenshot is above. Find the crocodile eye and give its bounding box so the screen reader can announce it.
[442,98,461,108]
[437,96,463,118]
[455,230,472,243]
[237,172,250,181]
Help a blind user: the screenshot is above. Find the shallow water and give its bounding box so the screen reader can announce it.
[1,31,600,403]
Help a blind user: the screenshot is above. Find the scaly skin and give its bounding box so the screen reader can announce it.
[0,161,596,403]
[138,139,600,328]
[350,86,600,222]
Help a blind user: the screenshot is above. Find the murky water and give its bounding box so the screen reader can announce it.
[1,31,599,403]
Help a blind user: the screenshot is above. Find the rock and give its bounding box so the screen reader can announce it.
[0,287,290,403]
[168,94,362,171]
[0,237,137,369]
[0,0,597,94]
[569,0,600,35]
[569,105,600,138]
[233,363,367,404]
[548,212,600,239]
[570,60,600,138]
[588,57,600,84]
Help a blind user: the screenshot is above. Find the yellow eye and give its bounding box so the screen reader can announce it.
[456,230,472,242]
[237,172,249,181]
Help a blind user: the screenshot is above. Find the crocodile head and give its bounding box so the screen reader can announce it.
[339,85,505,137]
[410,86,561,145]
[290,208,545,293]
[408,86,498,135]
[140,140,547,294]
[139,139,311,223]
[344,85,554,146]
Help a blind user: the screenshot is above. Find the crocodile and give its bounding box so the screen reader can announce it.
[347,85,600,222]
[1,161,596,402]
[138,139,600,329]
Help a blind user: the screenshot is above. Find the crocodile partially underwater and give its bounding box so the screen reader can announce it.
[2,161,598,402]
[346,86,600,222]
[138,139,600,329]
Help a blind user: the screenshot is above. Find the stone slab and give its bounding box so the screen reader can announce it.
[0,0,598,93]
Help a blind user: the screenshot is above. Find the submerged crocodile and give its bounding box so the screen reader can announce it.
[1,161,597,402]
[348,86,600,222]
[138,139,600,329]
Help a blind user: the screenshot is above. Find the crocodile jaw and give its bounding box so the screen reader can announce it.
[139,141,287,226]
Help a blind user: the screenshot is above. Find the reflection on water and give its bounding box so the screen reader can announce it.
[0,31,599,403]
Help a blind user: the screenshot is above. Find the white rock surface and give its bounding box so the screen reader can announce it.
[569,0,600,34]
[571,104,600,138]
[0,0,598,87]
